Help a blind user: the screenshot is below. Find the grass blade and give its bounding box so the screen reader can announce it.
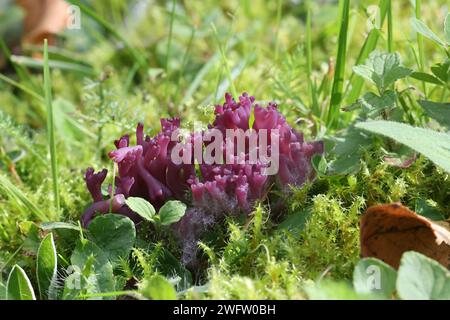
[415,0,427,96]
[327,0,350,128]
[274,0,283,61]
[165,0,177,101]
[211,23,238,99]
[0,173,47,221]
[10,55,95,76]
[306,0,319,117]
[387,0,393,52]
[43,40,60,215]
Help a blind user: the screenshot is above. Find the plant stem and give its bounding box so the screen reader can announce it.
[97,81,104,160]
[43,40,60,216]
[211,23,238,99]
[175,27,196,105]
[387,0,393,52]
[165,0,177,102]
[274,0,283,61]
[415,0,427,96]
[306,0,319,117]
[109,162,117,213]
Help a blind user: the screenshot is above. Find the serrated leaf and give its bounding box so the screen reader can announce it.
[352,51,412,93]
[36,233,57,299]
[159,201,187,226]
[418,100,450,128]
[125,197,156,222]
[411,18,446,47]
[139,275,177,300]
[397,251,450,300]
[6,265,36,300]
[355,121,450,173]
[358,91,396,118]
[88,214,136,263]
[353,258,397,299]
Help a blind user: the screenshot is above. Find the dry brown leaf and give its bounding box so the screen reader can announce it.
[360,203,450,269]
[16,0,69,45]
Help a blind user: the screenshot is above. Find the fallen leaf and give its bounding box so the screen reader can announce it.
[16,0,69,45]
[360,203,450,269]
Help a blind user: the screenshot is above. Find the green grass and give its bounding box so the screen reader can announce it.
[327,0,350,129]
[43,40,60,216]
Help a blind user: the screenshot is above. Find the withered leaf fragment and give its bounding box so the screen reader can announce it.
[360,203,450,269]
[16,0,69,45]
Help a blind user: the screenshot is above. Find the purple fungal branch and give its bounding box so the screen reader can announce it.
[82,93,324,264]
[82,118,195,227]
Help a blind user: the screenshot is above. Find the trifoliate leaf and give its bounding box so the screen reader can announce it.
[353,51,412,92]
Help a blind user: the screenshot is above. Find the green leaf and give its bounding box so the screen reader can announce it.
[325,126,371,175]
[40,221,81,231]
[327,154,361,175]
[353,258,397,299]
[36,233,57,299]
[431,59,449,83]
[88,214,136,263]
[358,90,396,118]
[6,265,36,300]
[410,72,444,85]
[21,222,41,254]
[65,239,115,299]
[445,13,450,45]
[352,51,412,93]
[396,251,450,300]
[159,201,187,226]
[311,155,328,176]
[304,280,376,300]
[139,275,177,300]
[355,121,450,173]
[415,199,445,221]
[277,209,311,236]
[125,197,156,222]
[418,100,450,128]
[0,282,6,300]
[156,249,193,290]
[411,18,446,47]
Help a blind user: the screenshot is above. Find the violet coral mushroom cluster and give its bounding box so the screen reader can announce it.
[82,93,324,264]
